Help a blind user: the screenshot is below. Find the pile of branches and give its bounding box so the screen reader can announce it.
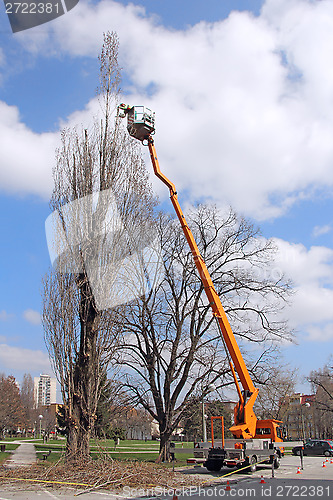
[0,458,208,493]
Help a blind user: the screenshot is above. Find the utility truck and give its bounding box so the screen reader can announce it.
[118,104,284,472]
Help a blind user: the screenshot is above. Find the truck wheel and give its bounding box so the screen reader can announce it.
[248,456,257,472]
[205,460,223,472]
[324,451,330,457]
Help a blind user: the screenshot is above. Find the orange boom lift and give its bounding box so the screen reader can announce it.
[118,104,283,451]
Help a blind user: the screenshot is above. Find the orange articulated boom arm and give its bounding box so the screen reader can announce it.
[147,137,259,439]
[118,104,260,439]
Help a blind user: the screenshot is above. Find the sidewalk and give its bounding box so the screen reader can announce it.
[4,442,36,468]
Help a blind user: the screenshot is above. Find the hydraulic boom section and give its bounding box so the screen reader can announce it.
[118,104,281,442]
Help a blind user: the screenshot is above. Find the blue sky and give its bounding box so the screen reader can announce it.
[0,0,333,398]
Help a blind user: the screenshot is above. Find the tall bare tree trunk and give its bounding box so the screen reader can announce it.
[65,276,99,458]
[43,32,157,460]
[157,419,173,462]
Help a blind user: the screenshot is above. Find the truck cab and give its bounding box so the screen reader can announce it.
[255,419,284,442]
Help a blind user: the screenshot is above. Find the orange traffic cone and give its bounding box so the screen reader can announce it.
[330,458,333,464]
[172,489,178,500]
[260,476,266,484]
[322,461,326,468]
[297,467,301,474]
[225,481,231,491]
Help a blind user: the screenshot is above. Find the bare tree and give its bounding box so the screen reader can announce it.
[94,373,132,438]
[41,406,58,439]
[20,373,36,433]
[42,32,156,460]
[182,397,233,442]
[254,365,298,421]
[114,205,292,460]
[308,363,333,438]
[0,374,25,436]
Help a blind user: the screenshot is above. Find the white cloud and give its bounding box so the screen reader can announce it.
[0,343,51,372]
[307,323,333,343]
[3,0,333,218]
[0,93,117,201]
[312,225,332,238]
[0,310,13,321]
[272,238,333,341]
[23,308,41,325]
[273,239,333,286]
[0,101,59,199]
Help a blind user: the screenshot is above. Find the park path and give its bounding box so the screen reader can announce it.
[4,442,36,468]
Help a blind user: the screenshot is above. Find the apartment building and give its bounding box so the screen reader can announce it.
[33,374,57,408]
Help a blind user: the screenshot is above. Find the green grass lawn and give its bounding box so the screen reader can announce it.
[0,443,20,465]
[90,439,194,465]
[32,439,66,463]
[0,438,195,466]
[29,439,194,466]
[0,436,27,441]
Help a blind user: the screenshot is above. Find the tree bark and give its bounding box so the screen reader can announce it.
[156,418,173,462]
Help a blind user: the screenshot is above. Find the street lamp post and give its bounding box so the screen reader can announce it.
[202,384,216,443]
[202,399,207,443]
[39,414,43,439]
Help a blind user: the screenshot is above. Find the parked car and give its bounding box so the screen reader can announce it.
[292,440,333,457]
